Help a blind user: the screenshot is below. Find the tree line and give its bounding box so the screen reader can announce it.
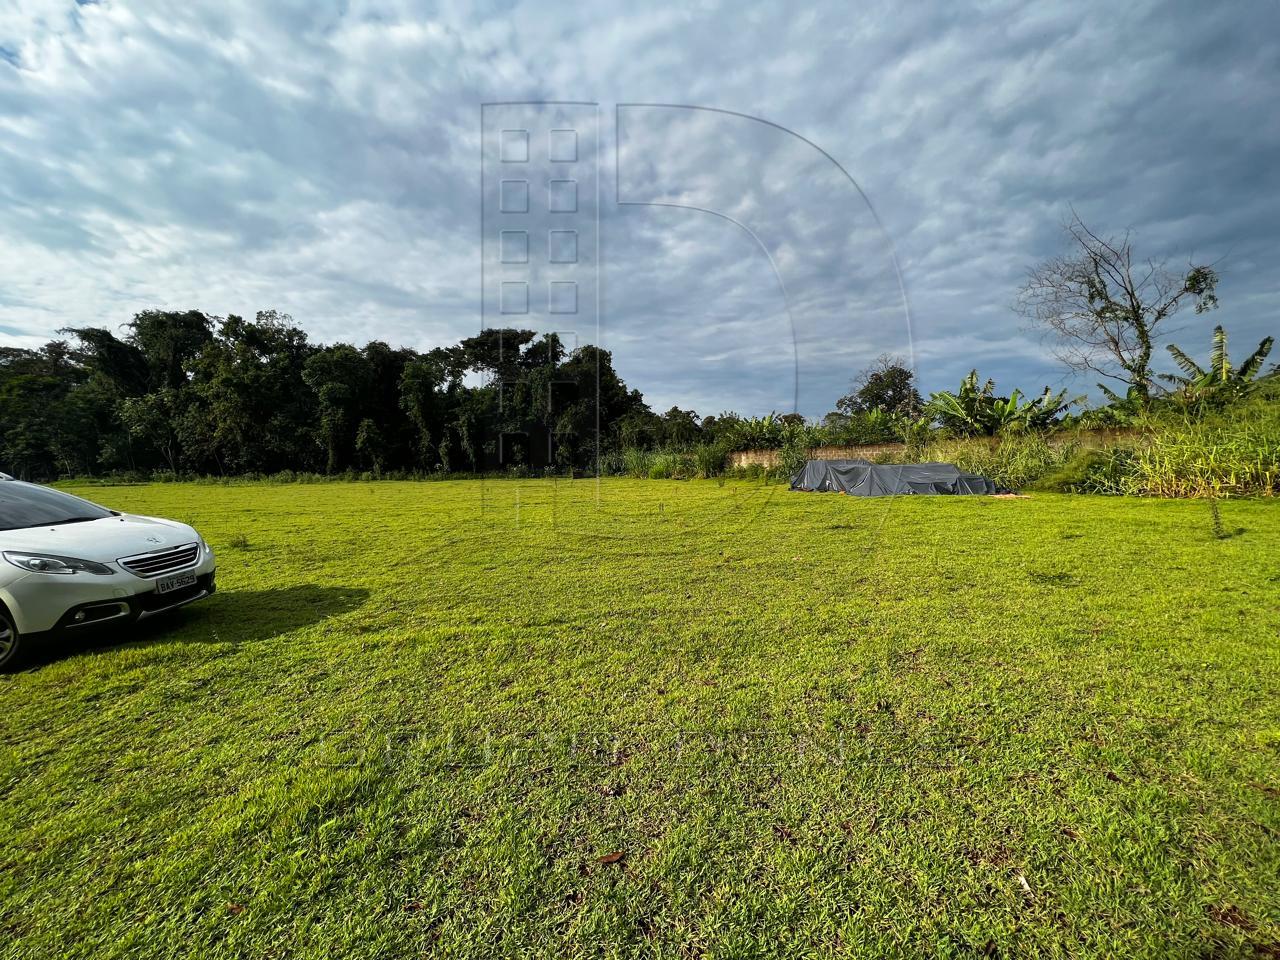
[0,310,738,481]
[2,215,1274,481]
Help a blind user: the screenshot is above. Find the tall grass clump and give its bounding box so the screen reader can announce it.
[647,450,696,480]
[877,433,1079,490]
[937,433,1079,490]
[777,434,812,482]
[1119,404,1280,497]
[1034,388,1280,497]
[725,463,769,482]
[1027,446,1136,494]
[692,443,726,479]
[622,447,655,479]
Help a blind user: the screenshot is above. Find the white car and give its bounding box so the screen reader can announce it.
[0,474,216,669]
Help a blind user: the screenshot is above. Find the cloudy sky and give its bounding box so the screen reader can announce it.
[2,1,1278,416]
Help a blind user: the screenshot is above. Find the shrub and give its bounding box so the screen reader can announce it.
[725,463,768,482]
[648,456,674,480]
[597,450,624,476]
[940,394,1280,498]
[647,450,695,480]
[820,408,903,446]
[622,447,654,479]
[777,434,811,481]
[692,443,726,479]
[1029,447,1134,494]
[898,416,934,451]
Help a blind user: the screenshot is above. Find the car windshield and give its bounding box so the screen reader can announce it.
[0,482,116,531]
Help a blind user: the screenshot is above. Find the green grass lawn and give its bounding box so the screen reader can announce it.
[2,479,1279,958]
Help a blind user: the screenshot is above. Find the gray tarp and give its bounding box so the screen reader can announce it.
[790,459,1004,496]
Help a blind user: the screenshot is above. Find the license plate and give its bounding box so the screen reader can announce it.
[156,572,197,595]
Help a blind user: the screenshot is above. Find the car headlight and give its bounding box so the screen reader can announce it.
[3,552,115,576]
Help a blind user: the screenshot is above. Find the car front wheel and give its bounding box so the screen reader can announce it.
[0,607,22,671]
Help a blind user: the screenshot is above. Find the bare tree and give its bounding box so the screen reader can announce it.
[1016,213,1219,403]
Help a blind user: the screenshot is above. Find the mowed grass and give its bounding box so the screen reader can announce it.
[2,479,1279,959]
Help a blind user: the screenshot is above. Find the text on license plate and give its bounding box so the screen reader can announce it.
[156,572,197,595]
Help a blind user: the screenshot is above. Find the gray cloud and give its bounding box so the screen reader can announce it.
[1,0,1277,415]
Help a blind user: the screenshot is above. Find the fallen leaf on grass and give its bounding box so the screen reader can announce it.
[597,851,625,865]
[1105,771,1124,783]
[1015,872,1033,899]
[226,903,244,915]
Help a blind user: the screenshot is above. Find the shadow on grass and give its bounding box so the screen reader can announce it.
[27,585,370,667]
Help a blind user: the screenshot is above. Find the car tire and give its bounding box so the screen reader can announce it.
[0,606,23,671]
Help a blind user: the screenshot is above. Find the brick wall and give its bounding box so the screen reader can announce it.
[728,444,906,469]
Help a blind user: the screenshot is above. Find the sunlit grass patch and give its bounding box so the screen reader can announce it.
[1,479,1278,958]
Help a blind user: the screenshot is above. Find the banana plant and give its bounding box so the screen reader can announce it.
[725,412,787,450]
[1075,382,1151,427]
[926,370,1079,436]
[1018,385,1081,430]
[924,370,995,435]
[1097,382,1147,407]
[1161,324,1274,406]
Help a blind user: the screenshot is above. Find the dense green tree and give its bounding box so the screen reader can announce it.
[0,344,89,477]
[551,344,650,470]
[302,344,373,473]
[658,407,702,447]
[127,310,215,390]
[188,311,319,473]
[117,388,184,473]
[836,354,922,417]
[0,311,661,480]
[61,327,150,397]
[400,348,464,470]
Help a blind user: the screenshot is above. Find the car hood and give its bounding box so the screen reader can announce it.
[0,514,198,563]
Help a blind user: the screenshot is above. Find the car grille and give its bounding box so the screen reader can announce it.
[119,543,200,579]
[136,576,210,612]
